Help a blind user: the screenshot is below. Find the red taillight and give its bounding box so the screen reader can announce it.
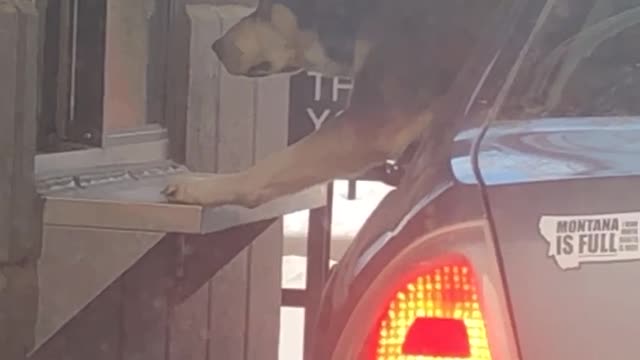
[365,255,492,359]
[402,317,470,357]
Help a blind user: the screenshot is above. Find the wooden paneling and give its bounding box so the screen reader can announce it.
[168,279,209,360]
[28,237,176,360]
[245,59,291,360]
[1,262,40,360]
[207,9,255,358]
[169,7,226,360]
[244,221,284,360]
[27,3,294,360]
[172,5,288,360]
[0,2,20,263]
[0,0,42,263]
[29,280,124,360]
[184,5,222,173]
[167,219,276,360]
[120,239,175,360]
[35,227,163,348]
[165,0,191,163]
[184,7,252,360]
[170,220,274,303]
[0,2,43,359]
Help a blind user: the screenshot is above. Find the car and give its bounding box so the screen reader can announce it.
[309,0,640,359]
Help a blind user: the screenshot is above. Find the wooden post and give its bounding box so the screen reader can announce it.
[0,1,43,359]
[347,179,357,200]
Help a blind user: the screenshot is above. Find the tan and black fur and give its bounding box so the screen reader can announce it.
[163,0,502,207]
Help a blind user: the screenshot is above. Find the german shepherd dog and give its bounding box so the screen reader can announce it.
[163,0,502,207]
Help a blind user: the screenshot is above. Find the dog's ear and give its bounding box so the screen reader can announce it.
[313,0,364,65]
[255,0,273,19]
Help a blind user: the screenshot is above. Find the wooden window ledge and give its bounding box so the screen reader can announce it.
[38,160,327,234]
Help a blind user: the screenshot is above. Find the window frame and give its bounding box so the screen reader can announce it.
[36,0,179,175]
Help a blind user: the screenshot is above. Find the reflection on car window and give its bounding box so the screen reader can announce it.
[499,0,640,120]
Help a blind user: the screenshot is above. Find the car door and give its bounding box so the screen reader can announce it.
[476,0,640,358]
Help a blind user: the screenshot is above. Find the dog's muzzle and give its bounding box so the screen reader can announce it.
[245,62,301,77]
[247,61,273,77]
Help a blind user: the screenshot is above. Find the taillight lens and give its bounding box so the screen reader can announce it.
[364,255,492,359]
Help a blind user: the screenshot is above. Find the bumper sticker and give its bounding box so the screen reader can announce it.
[538,212,640,270]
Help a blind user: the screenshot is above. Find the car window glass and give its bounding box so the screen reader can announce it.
[499,0,640,120]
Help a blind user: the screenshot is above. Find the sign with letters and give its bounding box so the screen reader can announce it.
[288,71,353,145]
[538,211,640,270]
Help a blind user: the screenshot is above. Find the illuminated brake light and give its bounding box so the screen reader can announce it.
[403,317,470,357]
[367,256,492,359]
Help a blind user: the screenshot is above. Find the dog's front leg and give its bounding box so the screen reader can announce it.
[163,108,428,208]
[164,41,438,208]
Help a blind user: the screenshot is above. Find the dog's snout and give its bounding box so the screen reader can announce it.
[247,61,273,77]
[211,40,222,56]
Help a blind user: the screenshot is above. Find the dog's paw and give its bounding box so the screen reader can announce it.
[162,174,238,207]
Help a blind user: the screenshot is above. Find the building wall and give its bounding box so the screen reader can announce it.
[27,3,291,360]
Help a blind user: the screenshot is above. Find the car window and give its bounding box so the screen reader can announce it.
[498,0,640,121]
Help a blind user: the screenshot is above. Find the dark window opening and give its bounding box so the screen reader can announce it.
[39,0,171,154]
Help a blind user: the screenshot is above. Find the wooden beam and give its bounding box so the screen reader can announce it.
[0,2,42,359]
[0,0,42,263]
[244,53,290,360]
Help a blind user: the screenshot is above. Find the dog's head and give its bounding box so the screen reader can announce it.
[211,0,356,77]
